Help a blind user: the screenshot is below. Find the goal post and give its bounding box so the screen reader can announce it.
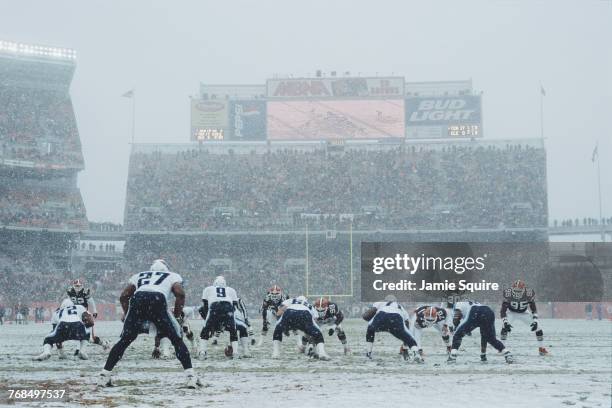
[305,223,354,299]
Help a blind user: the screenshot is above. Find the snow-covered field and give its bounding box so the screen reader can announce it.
[0,318,610,408]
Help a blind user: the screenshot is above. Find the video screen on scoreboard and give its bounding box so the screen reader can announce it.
[267,99,404,140]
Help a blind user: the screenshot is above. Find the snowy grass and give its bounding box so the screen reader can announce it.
[0,318,610,407]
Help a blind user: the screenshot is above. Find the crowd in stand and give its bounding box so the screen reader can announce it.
[125,143,547,231]
[0,86,83,167]
[0,83,87,231]
[0,239,72,314]
[0,181,87,230]
[552,217,612,227]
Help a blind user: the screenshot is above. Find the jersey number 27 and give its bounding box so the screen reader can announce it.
[137,272,169,287]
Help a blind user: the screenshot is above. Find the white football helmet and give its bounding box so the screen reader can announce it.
[60,298,74,309]
[214,276,226,288]
[296,295,308,303]
[150,259,170,272]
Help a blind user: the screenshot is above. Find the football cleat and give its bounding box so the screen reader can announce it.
[33,351,51,361]
[408,346,424,363]
[97,371,114,387]
[400,345,409,360]
[152,348,161,359]
[272,340,281,359]
[503,350,514,364]
[316,343,331,361]
[480,353,487,362]
[78,350,89,360]
[185,372,203,389]
[447,350,458,363]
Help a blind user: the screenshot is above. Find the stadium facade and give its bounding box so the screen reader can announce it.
[0,40,86,308]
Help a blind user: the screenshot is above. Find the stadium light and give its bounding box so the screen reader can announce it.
[0,39,77,61]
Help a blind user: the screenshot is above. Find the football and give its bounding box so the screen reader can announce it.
[82,311,95,327]
[362,307,377,321]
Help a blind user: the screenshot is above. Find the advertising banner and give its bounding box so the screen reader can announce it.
[229,100,267,141]
[190,99,228,141]
[405,95,482,139]
[267,77,404,98]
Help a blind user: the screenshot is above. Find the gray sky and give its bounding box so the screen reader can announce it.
[1,0,610,224]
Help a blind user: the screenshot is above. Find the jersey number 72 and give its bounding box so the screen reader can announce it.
[137,272,169,287]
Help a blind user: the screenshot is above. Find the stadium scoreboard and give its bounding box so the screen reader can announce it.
[193,78,484,142]
[193,128,225,141]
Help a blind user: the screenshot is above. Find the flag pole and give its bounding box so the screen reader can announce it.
[595,142,604,242]
[540,83,544,139]
[131,91,136,144]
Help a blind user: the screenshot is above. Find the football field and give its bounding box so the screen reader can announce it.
[0,318,610,407]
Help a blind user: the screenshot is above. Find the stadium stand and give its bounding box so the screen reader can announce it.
[0,40,86,309]
[124,139,547,232]
[0,40,86,231]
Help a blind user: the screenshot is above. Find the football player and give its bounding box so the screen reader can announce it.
[300,297,350,355]
[233,298,253,357]
[152,309,198,359]
[410,305,452,355]
[258,284,288,345]
[33,299,94,361]
[199,276,239,359]
[98,259,201,388]
[273,296,330,360]
[66,279,109,350]
[500,280,548,356]
[449,301,513,364]
[363,300,422,362]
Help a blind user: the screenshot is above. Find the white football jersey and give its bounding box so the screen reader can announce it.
[282,298,317,319]
[52,305,88,324]
[453,301,480,325]
[202,285,238,304]
[373,301,410,321]
[129,271,183,301]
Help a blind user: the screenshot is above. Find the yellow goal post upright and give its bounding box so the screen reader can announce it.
[304,222,354,301]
